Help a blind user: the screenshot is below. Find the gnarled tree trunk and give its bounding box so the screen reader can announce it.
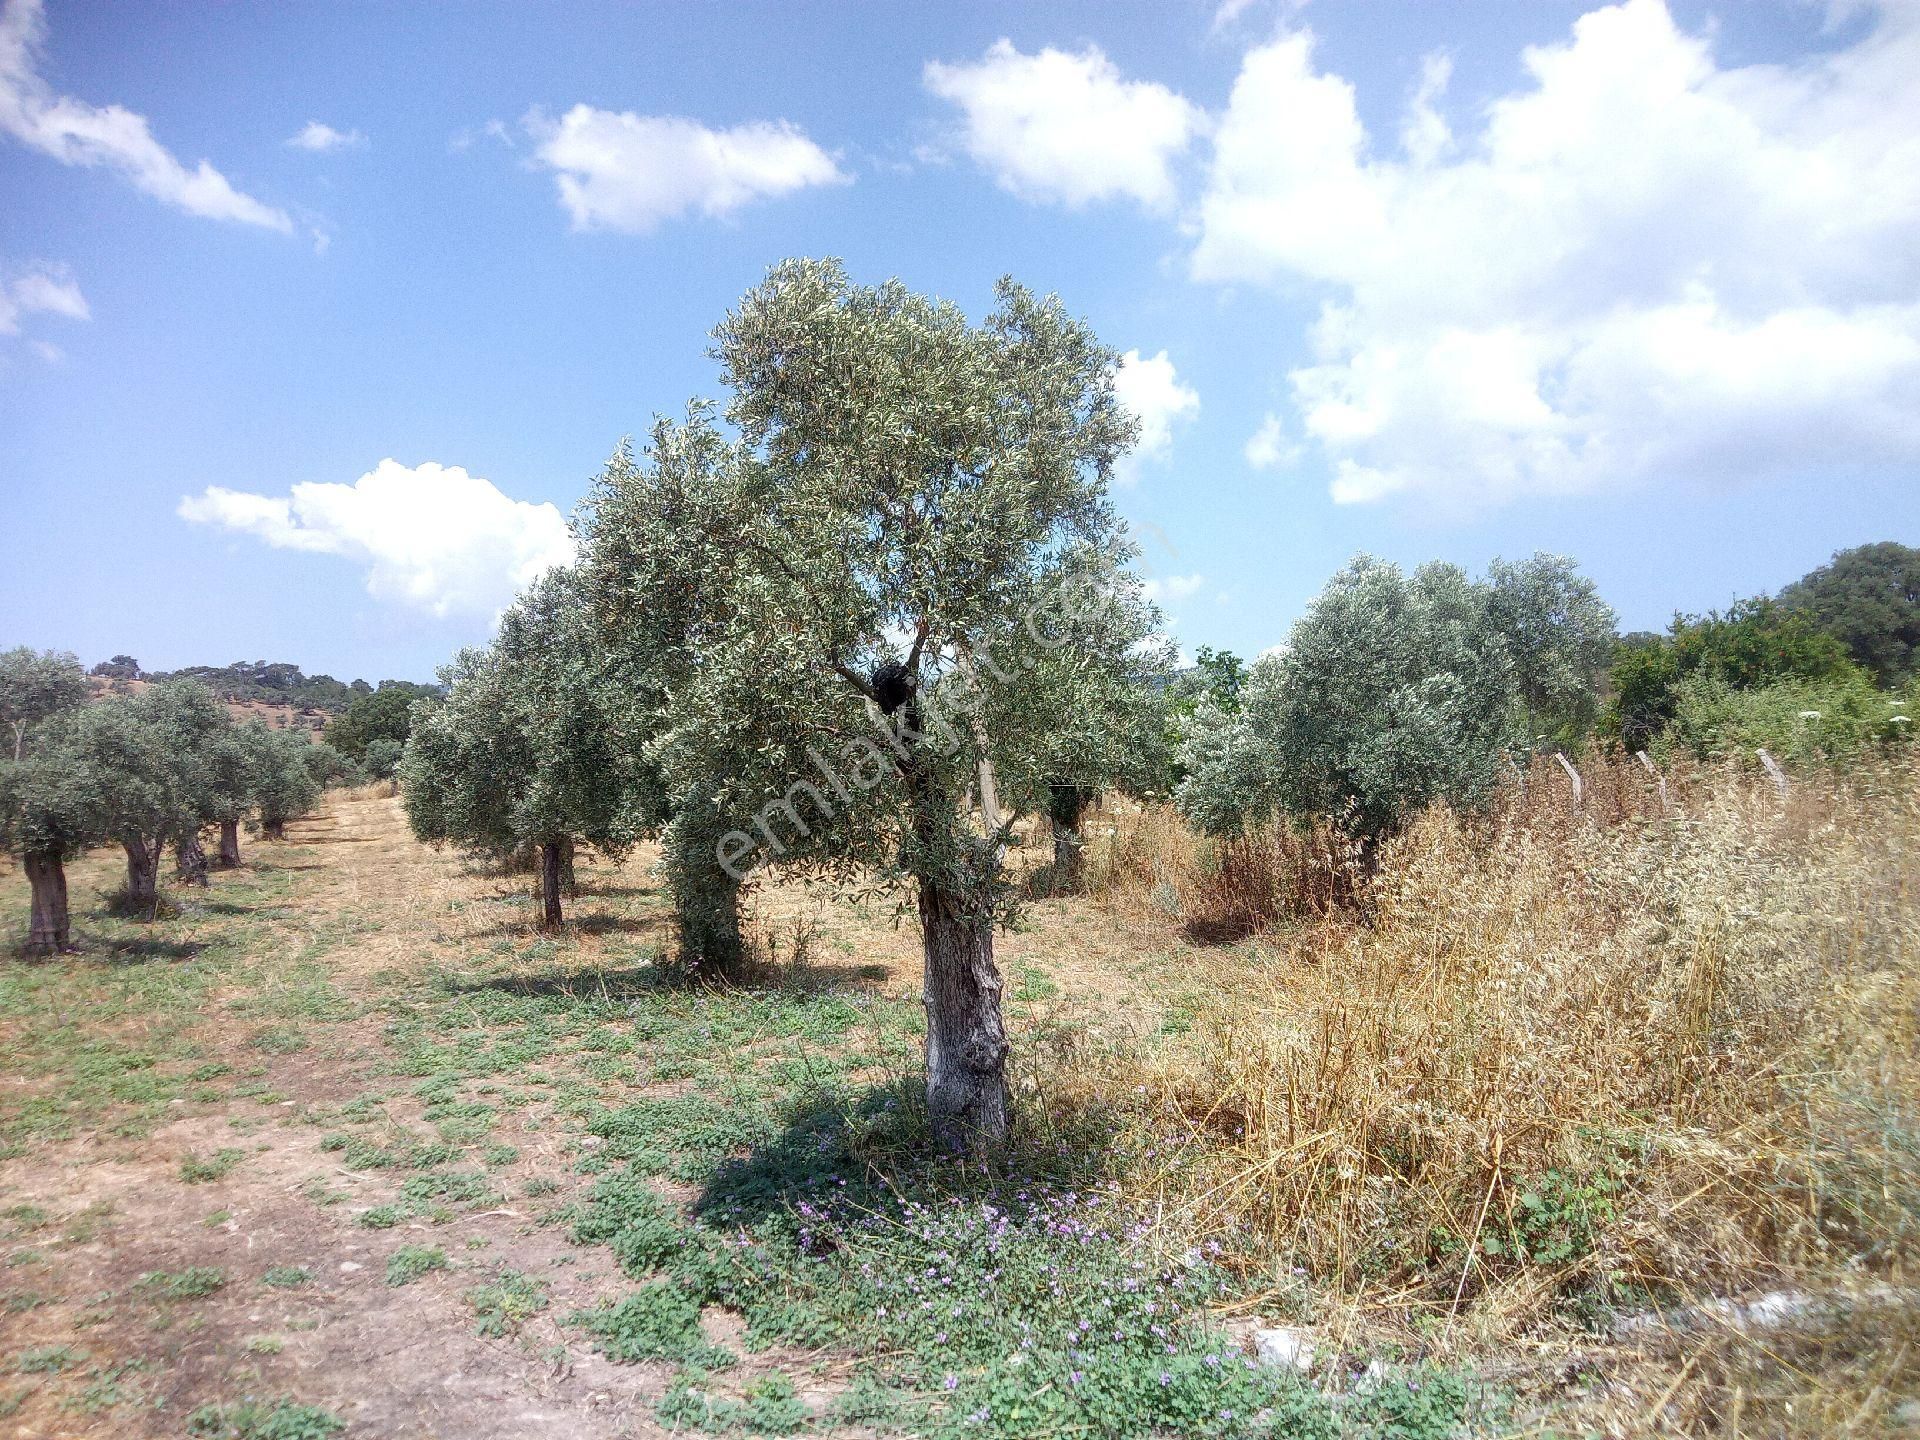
[175,831,210,887]
[24,850,70,955]
[262,816,287,840]
[890,680,1010,1151]
[539,839,565,928]
[560,837,579,898]
[919,877,1009,1151]
[217,819,242,868]
[123,836,160,913]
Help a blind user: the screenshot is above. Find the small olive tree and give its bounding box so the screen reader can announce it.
[992,547,1176,891]
[252,726,322,840]
[660,259,1143,1149]
[1,725,99,953]
[576,413,755,971]
[402,568,640,926]
[0,647,90,761]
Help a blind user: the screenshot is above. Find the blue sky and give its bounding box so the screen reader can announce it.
[2,0,1915,684]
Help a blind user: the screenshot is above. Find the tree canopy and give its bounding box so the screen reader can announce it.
[1780,541,1920,687]
[0,647,89,761]
[1177,554,1616,845]
[327,681,439,762]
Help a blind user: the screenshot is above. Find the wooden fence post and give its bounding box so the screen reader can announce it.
[1554,752,1583,809]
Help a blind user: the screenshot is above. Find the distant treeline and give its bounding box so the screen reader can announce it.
[88,656,436,715]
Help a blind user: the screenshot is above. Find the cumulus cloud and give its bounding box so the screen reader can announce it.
[924,40,1202,210]
[1244,412,1301,471]
[524,105,846,233]
[1192,0,1920,508]
[178,460,576,618]
[1113,348,1200,483]
[0,0,290,231]
[1143,573,1207,605]
[287,121,365,152]
[0,259,87,354]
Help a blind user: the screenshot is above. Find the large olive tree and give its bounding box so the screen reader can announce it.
[660,259,1144,1149]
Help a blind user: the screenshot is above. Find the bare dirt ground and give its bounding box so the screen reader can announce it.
[0,790,1188,1438]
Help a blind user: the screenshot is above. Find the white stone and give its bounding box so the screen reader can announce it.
[1252,1326,1316,1372]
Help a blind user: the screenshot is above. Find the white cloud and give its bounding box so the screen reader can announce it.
[1192,0,1920,508]
[524,105,846,233]
[1144,572,1207,605]
[0,259,87,341]
[0,0,290,231]
[924,40,1202,211]
[178,460,576,618]
[1113,348,1200,483]
[1244,412,1301,471]
[287,121,365,153]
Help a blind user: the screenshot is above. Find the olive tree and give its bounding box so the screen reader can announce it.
[576,413,770,972]
[47,681,229,911]
[992,547,1176,891]
[402,567,640,926]
[1485,552,1617,749]
[1,725,98,953]
[252,726,322,840]
[0,647,90,761]
[1181,557,1517,849]
[663,259,1142,1149]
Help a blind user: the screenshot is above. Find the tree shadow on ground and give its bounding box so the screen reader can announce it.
[693,1080,1130,1233]
[458,910,670,942]
[97,936,205,962]
[444,964,669,1004]
[570,912,671,938]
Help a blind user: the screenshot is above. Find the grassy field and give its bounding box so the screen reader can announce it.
[0,761,1914,1438]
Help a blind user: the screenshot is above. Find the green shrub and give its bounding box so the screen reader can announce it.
[185,1397,345,1439]
[385,1244,449,1287]
[573,1281,731,1366]
[1664,672,1913,766]
[466,1269,548,1338]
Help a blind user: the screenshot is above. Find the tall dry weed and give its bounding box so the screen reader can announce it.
[1076,756,1919,1344]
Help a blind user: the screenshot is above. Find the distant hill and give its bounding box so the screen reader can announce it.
[86,657,426,717]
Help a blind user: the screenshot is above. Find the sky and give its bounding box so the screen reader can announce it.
[1,0,1916,684]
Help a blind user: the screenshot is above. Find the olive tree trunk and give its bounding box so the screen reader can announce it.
[560,837,579,898]
[675,873,743,973]
[918,876,1010,1152]
[1049,783,1091,892]
[666,784,746,975]
[175,831,210,887]
[217,819,242,868]
[123,836,161,912]
[262,816,286,840]
[24,850,70,955]
[539,840,565,928]
[896,691,1010,1151]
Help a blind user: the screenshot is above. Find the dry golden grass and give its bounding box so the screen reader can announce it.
[1061,753,1920,1433]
